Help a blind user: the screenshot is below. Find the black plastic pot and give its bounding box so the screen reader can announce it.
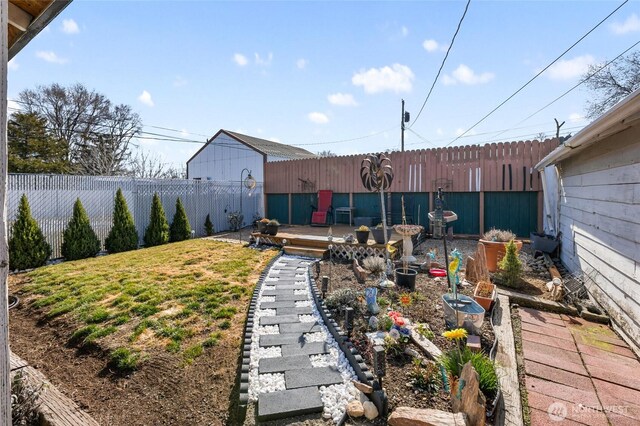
[257,222,268,234]
[395,268,417,290]
[265,224,279,236]
[355,230,370,244]
[371,228,392,244]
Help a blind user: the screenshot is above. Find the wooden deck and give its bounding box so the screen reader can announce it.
[252,225,402,258]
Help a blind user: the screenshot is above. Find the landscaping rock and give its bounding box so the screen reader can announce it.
[363,401,379,420]
[352,380,373,394]
[388,407,468,426]
[451,362,485,426]
[346,400,364,417]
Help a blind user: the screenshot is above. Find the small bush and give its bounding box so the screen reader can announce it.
[144,193,169,247]
[109,347,141,371]
[9,194,51,270]
[61,198,101,261]
[105,188,138,253]
[325,288,361,314]
[204,214,214,236]
[483,228,516,242]
[362,256,386,275]
[409,358,441,393]
[170,197,191,242]
[498,239,522,288]
[439,347,498,399]
[11,371,42,425]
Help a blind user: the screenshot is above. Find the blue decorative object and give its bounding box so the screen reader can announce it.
[365,287,380,314]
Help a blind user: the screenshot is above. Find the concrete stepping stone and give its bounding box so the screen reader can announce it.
[259,355,312,373]
[285,366,344,389]
[259,314,301,325]
[279,322,321,334]
[274,294,308,302]
[272,284,307,290]
[262,289,295,297]
[260,332,306,347]
[257,387,323,421]
[277,306,313,315]
[281,341,330,357]
[261,301,297,309]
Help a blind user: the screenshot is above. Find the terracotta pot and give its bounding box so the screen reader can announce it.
[355,230,369,244]
[473,282,496,311]
[479,239,522,272]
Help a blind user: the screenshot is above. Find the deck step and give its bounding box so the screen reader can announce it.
[283,245,327,258]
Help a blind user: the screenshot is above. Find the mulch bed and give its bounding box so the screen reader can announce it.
[9,282,246,426]
[316,259,496,418]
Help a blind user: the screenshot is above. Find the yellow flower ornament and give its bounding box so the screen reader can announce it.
[442,328,468,340]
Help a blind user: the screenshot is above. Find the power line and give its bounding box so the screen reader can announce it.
[289,125,399,146]
[445,0,629,147]
[409,0,471,128]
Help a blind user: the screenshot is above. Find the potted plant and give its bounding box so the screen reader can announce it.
[257,217,269,234]
[371,223,392,245]
[479,228,522,272]
[265,219,280,236]
[473,280,496,310]
[355,225,370,244]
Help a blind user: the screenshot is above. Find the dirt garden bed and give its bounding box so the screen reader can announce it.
[9,239,278,425]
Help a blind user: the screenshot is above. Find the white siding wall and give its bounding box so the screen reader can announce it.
[187,133,265,223]
[557,124,640,348]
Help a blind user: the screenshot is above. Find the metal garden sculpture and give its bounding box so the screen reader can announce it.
[360,153,394,246]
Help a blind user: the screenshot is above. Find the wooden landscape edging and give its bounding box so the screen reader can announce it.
[9,352,100,426]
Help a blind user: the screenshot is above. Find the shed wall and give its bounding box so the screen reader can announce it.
[557,124,640,348]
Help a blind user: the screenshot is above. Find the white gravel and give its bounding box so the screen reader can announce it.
[247,256,359,423]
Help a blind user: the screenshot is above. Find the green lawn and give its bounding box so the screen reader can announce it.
[15,239,277,368]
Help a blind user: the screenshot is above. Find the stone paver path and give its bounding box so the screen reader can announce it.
[250,256,353,422]
[519,307,640,425]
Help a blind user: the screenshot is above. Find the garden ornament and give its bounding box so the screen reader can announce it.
[368,315,379,331]
[365,287,380,314]
[360,154,394,248]
[448,248,463,299]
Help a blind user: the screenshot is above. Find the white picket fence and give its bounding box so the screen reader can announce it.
[8,174,264,258]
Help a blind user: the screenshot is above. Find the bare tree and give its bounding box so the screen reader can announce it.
[534,132,547,141]
[317,150,337,157]
[582,51,640,119]
[128,150,186,179]
[18,83,141,174]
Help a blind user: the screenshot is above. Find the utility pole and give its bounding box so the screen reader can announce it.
[401,99,405,152]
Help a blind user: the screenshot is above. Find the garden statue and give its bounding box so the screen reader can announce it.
[365,287,380,314]
[360,154,394,249]
[368,315,379,331]
[448,248,463,298]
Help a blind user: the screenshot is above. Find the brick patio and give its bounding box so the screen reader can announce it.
[519,307,640,425]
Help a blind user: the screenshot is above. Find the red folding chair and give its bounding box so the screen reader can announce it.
[311,190,333,226]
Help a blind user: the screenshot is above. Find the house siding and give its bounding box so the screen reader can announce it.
[557,123,640,349]
[187,133,265,221]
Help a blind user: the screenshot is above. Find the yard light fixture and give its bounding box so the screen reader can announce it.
[345,307,354,338]
[239,168,256,243]
[321,276,329,299]
[373,345,386,388]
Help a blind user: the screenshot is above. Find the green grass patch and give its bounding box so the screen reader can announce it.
[109,348,141,371]
[19,240,277,362]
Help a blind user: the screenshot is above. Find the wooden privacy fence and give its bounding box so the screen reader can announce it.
[263,139,560,236]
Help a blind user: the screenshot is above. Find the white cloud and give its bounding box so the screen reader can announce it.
[62,19,80,34]
[443,64,494,85]
[138,90,154,107]
[455,128,476,137]
[8,59,18,71]
[436,128,444,136]
[327,93,358,107]
[611,13,640,35]
[35,51,67,64]
[569,112,584,123]
[545,55,595,81]
[308,112,329,124]
[296,58,308,69]
[8,99,21,112]
[401,26,409,37]
[173,76,188,87]
[255,52,273,66]
[233,53,248,66]
[352,64,414,94]
[269,137,281,143]
[423,39,439,52]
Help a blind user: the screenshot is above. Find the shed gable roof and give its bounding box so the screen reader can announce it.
[187,129,316,164]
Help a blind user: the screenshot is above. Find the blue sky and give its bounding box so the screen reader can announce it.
[7,0,640,168]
